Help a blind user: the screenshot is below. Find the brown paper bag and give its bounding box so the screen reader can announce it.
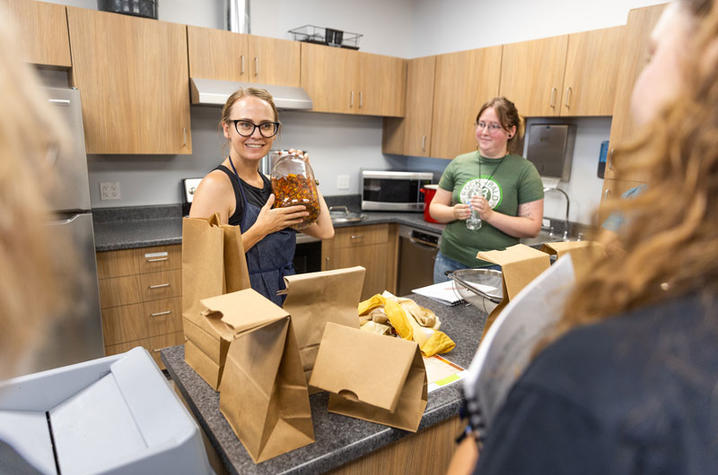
[282,266,365,385]
[309,323,427,432]
[182,214,251,389]
[202,289,314,463]
[477,244,551,338]
[541,241,605,281]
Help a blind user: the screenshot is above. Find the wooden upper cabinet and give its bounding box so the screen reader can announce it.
[562,26,624,116]
[431,46,502,159]
[7,0,71,67]
[301,43,358,114]
[301,42,406,117]
[357,52,406,117]
[605,3,666,181]
[500,35,568,117]
[67,7,191,154]
[187,26,248,81]
[187,26,300,86]
[247,35,300,86]
[382,55,436,156]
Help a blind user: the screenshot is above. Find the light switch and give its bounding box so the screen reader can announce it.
[337,175,350,190]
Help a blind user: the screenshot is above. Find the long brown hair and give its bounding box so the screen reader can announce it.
[553,0,718,339]
[475,97,525,154]
[0,8,76,378]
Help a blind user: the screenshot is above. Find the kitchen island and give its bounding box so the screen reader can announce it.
[162,294,485,475]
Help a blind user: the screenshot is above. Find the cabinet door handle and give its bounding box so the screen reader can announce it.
[565,87,573,109]
[148,283,170,289]
[145,251,169,262]
[254,57,259,76]
[183,127,187,146]
[350,234,363,240]
[359,91,363,108]
[48,98,71,105]
[604,188,611,199]
[421,135,426,151]
[550,87,557,109]
[240,55,245,74]
[150,310,172,318]
[349,91,354,107]
[146,257,168,262]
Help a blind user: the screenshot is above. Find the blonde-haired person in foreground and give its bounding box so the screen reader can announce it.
[0,7,77,474]
[449,0,718,473]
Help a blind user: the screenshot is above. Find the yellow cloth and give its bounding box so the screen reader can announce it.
[358,294,456,356]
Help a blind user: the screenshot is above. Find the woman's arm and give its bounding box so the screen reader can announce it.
[240,195,308,251]
[189,170,308,252]
[299,190,335,239]
[188,171,234,223]
[429,188,471,223]
[473,196,543,238]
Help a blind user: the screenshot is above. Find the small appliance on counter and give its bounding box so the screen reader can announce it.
[182,177,202,216]
[361,170,433,212]
[420,184,439,223]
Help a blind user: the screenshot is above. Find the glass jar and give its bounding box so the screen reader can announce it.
[269,150,320,230]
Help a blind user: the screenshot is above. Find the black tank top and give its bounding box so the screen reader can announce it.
[214,165,271,227]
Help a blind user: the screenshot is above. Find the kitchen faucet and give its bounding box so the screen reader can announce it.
[543,186,571,240]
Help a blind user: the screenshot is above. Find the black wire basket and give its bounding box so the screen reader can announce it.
[288,25,362,50]
[98,0,158,19]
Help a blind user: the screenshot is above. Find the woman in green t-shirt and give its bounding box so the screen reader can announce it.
[429,97,544,283]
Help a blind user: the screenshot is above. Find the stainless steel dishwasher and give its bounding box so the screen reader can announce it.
[397,225,441,295]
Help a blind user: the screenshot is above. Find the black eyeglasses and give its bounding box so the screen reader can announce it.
[230,120,280,138]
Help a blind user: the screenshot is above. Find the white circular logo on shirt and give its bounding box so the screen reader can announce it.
[460,178,502,208]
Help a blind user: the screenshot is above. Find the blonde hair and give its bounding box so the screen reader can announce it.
[220,87,280,126]
[551,0,718,341]
[0,8,76,378]
[476,96,525,154]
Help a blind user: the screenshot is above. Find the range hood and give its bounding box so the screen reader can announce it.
[190,78,313,110]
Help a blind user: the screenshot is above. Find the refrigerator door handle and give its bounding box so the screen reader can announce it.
[50,214,82,226]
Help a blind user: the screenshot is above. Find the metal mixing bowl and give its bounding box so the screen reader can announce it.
[448,268,503,321]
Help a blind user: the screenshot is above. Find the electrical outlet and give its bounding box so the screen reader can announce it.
[100,181,121,200]
[337,174,350,190]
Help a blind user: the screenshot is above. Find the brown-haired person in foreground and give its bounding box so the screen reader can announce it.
[448,0,718,473]
[0,6,77,474]
[190,88,333,305]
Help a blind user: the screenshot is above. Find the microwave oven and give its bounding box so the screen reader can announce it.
[361,170,434,211]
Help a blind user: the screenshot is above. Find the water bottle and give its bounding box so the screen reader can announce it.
[466,194,482,231]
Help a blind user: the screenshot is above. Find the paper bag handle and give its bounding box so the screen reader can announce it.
[338,389,359,401]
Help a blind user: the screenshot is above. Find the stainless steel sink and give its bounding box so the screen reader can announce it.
[519,230,564,249]
[329,205,365,224]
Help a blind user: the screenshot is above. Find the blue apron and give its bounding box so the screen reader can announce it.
[227,160,296,306]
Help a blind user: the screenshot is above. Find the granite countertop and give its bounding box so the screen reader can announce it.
[93,201,445,252]
[162,294,484,475]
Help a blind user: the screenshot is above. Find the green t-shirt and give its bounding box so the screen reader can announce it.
[438,151,544,267]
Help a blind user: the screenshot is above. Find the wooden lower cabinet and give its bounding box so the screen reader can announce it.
[322,224,398,300]
[330,416,462,475]
[97,244,183,369]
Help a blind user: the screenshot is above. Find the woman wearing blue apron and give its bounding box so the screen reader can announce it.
[190,88,334,305]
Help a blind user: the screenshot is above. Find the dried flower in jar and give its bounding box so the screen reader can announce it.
[271,173,320,229]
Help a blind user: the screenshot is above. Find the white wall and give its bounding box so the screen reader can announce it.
[39,0,666,221]
[409,0,666,57]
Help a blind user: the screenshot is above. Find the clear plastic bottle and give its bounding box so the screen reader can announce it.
[269,150,320,230]
[466,194,482,231]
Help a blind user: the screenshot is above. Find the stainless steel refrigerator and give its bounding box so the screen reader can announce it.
[29,87,104,373]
